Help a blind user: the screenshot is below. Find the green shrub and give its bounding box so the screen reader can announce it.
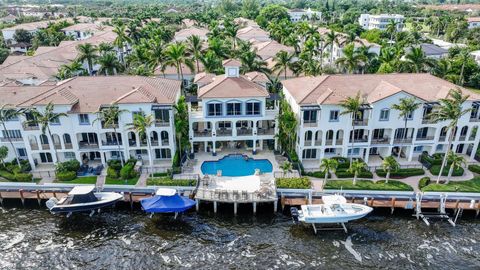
[126,158,137,165]
[418,177,431,190]
[14,172,33,182]
[120,164,137,180]
[305,171,328,178]
[107,159,122,171]
[172,151,180,167]
[336,168,373,179]
[55,160,80,173]
[375,168,425,179]
[325,179,413,191]
[430,165,464,176]
[56,171,77,181]
[147,177,196,186]
[331,157,350,169]
[276,177,311,189]
[107,167,119,179]
[0,170,15,180]
[468,165,480,174]
[153,172,169,177]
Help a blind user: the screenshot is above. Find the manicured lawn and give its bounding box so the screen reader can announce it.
[324,179,413,191]
[421,177,480,193]
[147,177,196,186]
[105,176,139,185]
[56,176,98,184]
[429,165,464,176]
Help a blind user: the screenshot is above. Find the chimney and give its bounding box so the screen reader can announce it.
[222,59,241,78]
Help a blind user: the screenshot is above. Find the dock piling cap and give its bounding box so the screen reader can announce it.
[69,185,95,195]
[155,188,177,196]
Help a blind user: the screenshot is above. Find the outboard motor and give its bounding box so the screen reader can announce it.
[46,197,59,211]
[290,207,299,224]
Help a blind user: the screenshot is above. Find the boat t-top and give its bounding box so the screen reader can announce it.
[140,188,196,218]
[46,185,123,217]
[291,194,373,233]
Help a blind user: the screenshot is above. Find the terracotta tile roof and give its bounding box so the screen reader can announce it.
[237,26,270,41]
[282,74,480,105]
[13,76,180,112]
[3,18,73,31]
[155,62,202,76]
[222,59,242,67]
[244,71,269,84]
[198,75,269,99]
[0,86,53,106]
[194,72,216,85]
[252,40,295,60]
[467,17,480,22]
[62,23,112,33]
[173,26,209,41]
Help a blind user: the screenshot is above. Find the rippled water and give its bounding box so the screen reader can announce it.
[0,202,479,269]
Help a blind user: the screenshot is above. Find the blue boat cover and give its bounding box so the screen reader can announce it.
[141,194,196,213]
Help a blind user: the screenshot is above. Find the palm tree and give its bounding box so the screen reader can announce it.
[404,47,435,73]
[272,50,293,80]
[382,156,399,184]
[340,92,363,167]
[27,103,67,163]
[147,39,167,73]
[98,42,114,56]
[336,43,362,74]
[325,30,340,65]
[445,152,466,184]
[113,24,132,62]
[319,158,338,189]
[165,42,194,81]
[391,97,421,156]
[356,45,377,74]
[432,89,471,184]
[200,51,222,74]
[173,96,189,165]
[0,104,24,169]
[386,20,399,44]
[76,43,98,75]
[97,52,123,75]
[239,51,269,74]
[280,161,293,175]
[126,113,154,178]
[277,100,298,154]
[225,23,240,50]
[348,160,365,185]
[456,50,472,86]
[186,35,203,73]
[93,104,127,166]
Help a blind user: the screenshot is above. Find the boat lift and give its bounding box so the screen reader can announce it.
[290,207,348,233]
[414,193,456,226]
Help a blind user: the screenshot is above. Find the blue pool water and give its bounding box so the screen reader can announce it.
[201,154,273,176]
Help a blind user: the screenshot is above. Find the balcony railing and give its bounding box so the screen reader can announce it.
[237,128,253,136]
[393,138,413,144]
[459,135,467,141]
[353,119,368,126]
[336,139,343,145]
[161,139,169,146]
[101,123,119,129]
[64,143,73,149]
[0,137,23,142]
[155,120,170,127]
[303,121,318,127]
[22,122,39,131]
[151,140,159,146]
[469,117,480,122]
[304,140,312,146]
[350,137,369,143]
[371,137,390,144]
[422,118,436,124]
[53,143,62,149]
[194,130,212,137]
[78,142,99,149]
[217,129,233,137]
[314,140,322,146]
[325,139,333,146]
[41,143,50,150]
[129,140,137,147]
[257,128,274,135]
[102,140,122,146]
[439,135,447,142]
[415,136,434,141]
[30,144,39,150]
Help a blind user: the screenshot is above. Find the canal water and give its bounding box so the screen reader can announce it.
[0,203,479,269]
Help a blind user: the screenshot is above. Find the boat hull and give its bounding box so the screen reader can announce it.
[48,193,123,214]
[298,203,373,224]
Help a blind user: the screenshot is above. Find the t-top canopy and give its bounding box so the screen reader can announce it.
[69,185,95,195]
[141,193,196,213]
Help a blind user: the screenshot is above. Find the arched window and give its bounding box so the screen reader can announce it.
[304,131,313,141]
[39,134,49,144]
[63,134,71,144]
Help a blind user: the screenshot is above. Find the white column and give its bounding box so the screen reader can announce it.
[407,146,414,162]
[470,143,478,161]
[212,141,216,155]
[364,147,370,164]
[252,139,256,154]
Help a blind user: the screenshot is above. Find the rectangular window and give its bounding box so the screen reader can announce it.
[226,103,241,116]
[406,111,413,120]
[303,110,317,123]
[155,148,172,159]
[79,114,89,125]
[154,109,170,124]
[414,146,423,153]
[50,117,60,125]
[2,130,22,139]
[64,152,76,159]
[379,109,389,121]
[246,102,260,115]
[329,110,339,121]
[17,148,27,157]
[208,103,222,116]
[302,149,317,159]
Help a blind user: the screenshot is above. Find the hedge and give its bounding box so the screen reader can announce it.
[468,165,480,174]
[120,164,137,180]
[0,170,15,181]
[55,160,80,173]
[421,177,480,192]
[430,165,464,176]
[107,167,119,179]
[325,180,413,191]
[418,177,431,190]
[331,157,350,169]
[276,177,311,189]
[375,168,425,179]
[147,178,196,186]
[336,169,373,179]
[304,171,329,178]
[0,170,33,182]
[56,171,77,181]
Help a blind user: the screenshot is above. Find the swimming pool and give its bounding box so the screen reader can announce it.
[201,154,273,177]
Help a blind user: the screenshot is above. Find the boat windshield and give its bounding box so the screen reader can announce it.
[70,192,98,204]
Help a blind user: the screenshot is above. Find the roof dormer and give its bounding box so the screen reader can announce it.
[222,59,241,78]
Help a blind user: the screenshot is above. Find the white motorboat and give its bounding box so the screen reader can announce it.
[292,195,373,233]
[46,186,123,216]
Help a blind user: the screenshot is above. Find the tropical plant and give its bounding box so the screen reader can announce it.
[446,152,466,184]
[186,35,203,73]
[113,24,132,62]
[165,42,194,81]
[403,47,435,73]
[97,52,123,75]
[325,30,340,65]
[381,156,399,184]
[386,19,399,44]
[126,112,154,178]
[319,158,338,189]
[173,96,189,165]
[0,146,7,167]
[0,104,24,169]
[391,97,421,157]
[432,89,471,184]
[348,160,365,185]
[280,161,293,174]
[93,104,127,166]
[277,100,297,155]
[340,91,363,167]
[272,50,293,80]
[336,43,362,74]
[76,43,98,75]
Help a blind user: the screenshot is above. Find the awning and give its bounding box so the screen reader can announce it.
[140,193,195,213]
[151,105,171,110]
[423,102,439,108]
[473,101,480,107]
[360,104,372,110]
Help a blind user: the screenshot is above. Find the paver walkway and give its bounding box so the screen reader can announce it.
[135,173,149,187]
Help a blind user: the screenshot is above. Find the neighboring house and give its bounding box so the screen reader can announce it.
[233,17,259,28]
[467,17,480,29]
[288,8,321,22]
[62,23,110,41]
[282,74,480,170]
[0,76,181,171]
[252,40,295,61]
[0,14,17,24]
[1,18,73,45]
[359,14,404,31]
[8,42,31,54]
[173,26,209,42]
[471,50,480,65]
[237,26,270,42]
[188,59,279,155]
[430,38,467,50]
[406,43,448,59]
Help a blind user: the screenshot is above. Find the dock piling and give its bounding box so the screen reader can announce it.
[36,190,41,206]
[196,199,199,211]
[234,202,237,215]
[253,202,256,215]
[213,201,217,213]
[273,201,278,213]
[19,189,25,206]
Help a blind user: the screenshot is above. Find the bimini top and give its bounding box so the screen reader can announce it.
[69,185,95,195]
[68,185,98,204]
[141,190,196,213]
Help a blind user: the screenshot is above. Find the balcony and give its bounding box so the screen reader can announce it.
[237,128,253,136]
[439,135,446,142]
[0,137,23,142]
[129,140,137,147]
[53,143,62,149]
[22,122,39,131]
[325,139,333,146]
[194,130,212,137]
[41,143,50,150]
[353,119,368,126]
[350,137,369,143]
[30,144,39,150]
[393,138,413,144]
[151,140,159,146]
[155,120,170,127]
[371,137,390,144]
[101,140,123,146]
[161,139,169,146]
[64,143,73,149]
[470,117,480,122]
[257,128,274,136]
[421,118,436,124]
[101,122,119,129]
[78,142,99,149]
[459,135,467,141]
[217,129,233,137]
[303,121,318,127]
[314,140,322,146]
[336,139,343,145]
[416,136,434,141]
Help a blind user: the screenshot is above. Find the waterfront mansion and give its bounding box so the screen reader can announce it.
[0,76,181,170]
[282,74,480,170]
[188,60,279,155]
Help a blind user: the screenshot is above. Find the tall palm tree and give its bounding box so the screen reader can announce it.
[320,158,338,189]
[186,35,203,73]
[147,39,167,73]
[126,113,154,178]
[445,152,466,184]
[76,43,98,75]
[404,47,435,73]
[239,51,269,74]
[336,43,362,74]
[348,160,365,185]
[173,96,189,165]
[225,23,240,50]
[27,103,67,163]
[432,89,471,184]
[97,52,123,75]
[272,50,293,80]
[113,24,132,62]
[277,100,297,154]
[386,20,399,44]
[382,156,399,184]
[456,50,472,86]
[340,92,363,167]
[325,30,340,65]
[93,104,127,166]
[0,104,24,169]
[391,97,421,156]
[200,51,222,74]
[165,42,194,81]
[98,42,114,56]
[356,45,377,74]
